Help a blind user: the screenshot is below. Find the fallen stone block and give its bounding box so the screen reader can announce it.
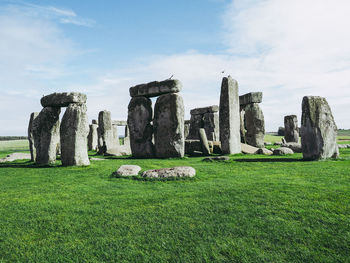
[142,166,196,178]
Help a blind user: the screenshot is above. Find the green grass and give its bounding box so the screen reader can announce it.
[0,139,29,152]
[0,143,349,262]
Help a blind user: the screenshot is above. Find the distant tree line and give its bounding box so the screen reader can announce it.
[0,136,28,141]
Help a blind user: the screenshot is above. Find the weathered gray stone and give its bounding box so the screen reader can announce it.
[241,143,259,154]
[184,120,190,139]
[32,107,61,165]
[203,112,219,141]
[219,76,241,154]
[112,124,120,147]
[88,124,98,151]
[281,142,302,153]
[273,147,294,155]
[284,115,299,143]
[142,166,196,178]
[198,128,210,155]
[41,92,87,107]
[190,105,219,115]
[28,112,39,161]
[202,156,229,162]
[185,140,201,155]
[116,165,141,176]
[130,79,182,98]
[187,114,203,140]
[301,96,339,160]
[97,110,116,155]
[128,97,154,158]
[239,92,263,106]
[278,127,285,136]
[60,103,90,166]
[112,120,127,126]
[154,93,184,158]
[255,148,273,155]
[244,103,265,148]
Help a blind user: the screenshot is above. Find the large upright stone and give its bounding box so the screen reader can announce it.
[28,112,39,162]
[88,124,98,151]
[301,96,339,160]
[41,92,86,107]
[128,97,154,158]
[203,112,219,141]
[97,110,115,155]
[184,120,190,139]
[32,107,61,165]
[60,103,90,166]
[284,115,299,143]
[219,76,241,154]
[130,79,182,98]
[154,93,185,158]
[239,92,263,106]
[244,103,265,148]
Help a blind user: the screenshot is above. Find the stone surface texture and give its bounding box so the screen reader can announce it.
[88,124,98,151]
[116,165,141,176]
[241,143,259,154]
[244,103,265,148]
[28,112,39,161]
[98,110,116,155]
[142,166,196,178]
[60,103,90,166]
[32,107,61,165]
[130,79,182,98]
[127,97,154,158]
[184,120,190,139]
[281,142,302,153]
[239,92,263,106]
[41,92,87,107]
[219,76,241,154]
[153,93,184,158]
[198,128,210,155]
[273,147,294,155]
[284,115,299,143]
[255,148,273,155]
[301,96,339,160]
[190,105,219,115]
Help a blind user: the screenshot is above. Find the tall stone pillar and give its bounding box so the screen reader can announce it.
[97,110,114,154]
[28,112,39,162]
[244,103,265,148]
[219,76,241,154]
[32,107,61,165]
[301,96,339,160]
[60,103,90,166]
[127,97,154,158]
[284,115,299,143]
[88,123,98,151]
[154,93,184,158]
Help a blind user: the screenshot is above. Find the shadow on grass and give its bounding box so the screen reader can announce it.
[110,173,197,182]
[234,158,304,163]
[0,161,60,168]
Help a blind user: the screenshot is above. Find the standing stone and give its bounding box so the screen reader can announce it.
[154,93,185,158]
[198,128,210,155]
[32,107,61,165]
[244,103,265,148]
[97,110,115,155]
[60,103,90,166]
[301,96,339,160]
[28,112,39,162]
[127,97,154,158]
[203,112,219,141]
[187,106,219,140]
[112,124,120,147]
[88,124,98,151]
[184,120,190,139]
[187,114,203,139]
[284,115,299,143]
[219,76,241,154]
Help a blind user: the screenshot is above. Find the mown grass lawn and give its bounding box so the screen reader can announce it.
[0,142,349,262]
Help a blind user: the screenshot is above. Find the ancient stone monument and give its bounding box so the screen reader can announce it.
[187,105,219,141]
[31,92,89,166]
[219,76,241,154]
[88,123,98,151]
[112,120,132,155]
[239,92,265,148]
[184,120,190,139]
[128,79,184,158]
[28,112,39,161]
[284,115,299,143]
[301,96,339,160]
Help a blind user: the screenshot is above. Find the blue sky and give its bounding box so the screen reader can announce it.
[0,0,349,135]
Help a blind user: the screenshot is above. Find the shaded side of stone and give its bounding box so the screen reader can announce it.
[284,115,299,143]
[28,112,39,161]
[130,79,182,98]
[97,110,115,155]
[244,103,265,148]
[60,103,90,166]
[239,92,263,106]
[41,92,87,107]
[154,93,184,158]
[198,128,210,155]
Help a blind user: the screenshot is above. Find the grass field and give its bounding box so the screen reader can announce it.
[0,138,349,262]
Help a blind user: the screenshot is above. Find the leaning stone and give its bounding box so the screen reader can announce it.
[154,93,184,158]
[198,128,210,155]
[219,76,241,154]
[239,92,263,106]
[203,112,219,141]
[241,143,259,154]
[142,166,196,178]
[202,156,229,162]
[190,105,219,115]
[255,148,273,155]
[32,107,61,165]
[60,103,90,166]
[130,79,182,98]
[88,124,98,151]
[284,115,299,143]
[301,96,339,160]
[244,103,265,148]
[116,165,141,176]
[281,142,302,153]
[128,97,154,158]
[28,112,39,161]
[41,92,87,107]
[273,147,294,155]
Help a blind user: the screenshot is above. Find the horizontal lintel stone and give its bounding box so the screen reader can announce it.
[129,79,182,98]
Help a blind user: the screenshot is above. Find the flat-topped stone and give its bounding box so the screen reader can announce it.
[112,120,127,126]
[239,92,262,106]
[130,79,182,98]
[41,92,87,107]
[142,166,196,178]
[190,105,219,115]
